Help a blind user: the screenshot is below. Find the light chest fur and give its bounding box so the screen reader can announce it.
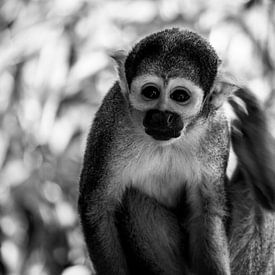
[110,120,224,207]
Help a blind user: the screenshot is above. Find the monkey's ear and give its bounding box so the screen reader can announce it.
[209,72,238,109]
[110,50,129,94]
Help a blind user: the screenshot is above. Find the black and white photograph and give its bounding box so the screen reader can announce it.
[0,0,275,274]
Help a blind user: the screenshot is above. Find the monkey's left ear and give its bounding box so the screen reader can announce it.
[208,71,238,109]
[110,50,129,94]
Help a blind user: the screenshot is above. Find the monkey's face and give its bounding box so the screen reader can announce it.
[117,29,220,142]
[129,74,205,141]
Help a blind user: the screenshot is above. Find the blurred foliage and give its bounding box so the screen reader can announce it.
[0,0,274,274]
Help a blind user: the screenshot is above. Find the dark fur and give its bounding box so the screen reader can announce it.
[78,83,129,274]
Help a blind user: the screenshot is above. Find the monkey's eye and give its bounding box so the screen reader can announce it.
[141,85,160,100]
[170,88,191,104]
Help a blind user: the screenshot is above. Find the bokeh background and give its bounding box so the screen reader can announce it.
[0,0,275,274]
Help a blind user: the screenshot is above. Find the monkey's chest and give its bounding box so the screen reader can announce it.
[117,145,208,207]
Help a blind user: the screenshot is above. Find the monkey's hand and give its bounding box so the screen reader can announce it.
[230,89,275,211]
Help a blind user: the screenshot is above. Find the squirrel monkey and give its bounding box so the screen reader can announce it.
[78,28,275,275]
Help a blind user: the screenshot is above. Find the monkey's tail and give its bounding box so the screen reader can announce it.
[228,88,275,211]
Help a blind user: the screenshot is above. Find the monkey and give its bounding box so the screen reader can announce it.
[78,28,275,275]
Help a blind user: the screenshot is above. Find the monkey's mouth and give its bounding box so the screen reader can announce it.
[145,128,181,141]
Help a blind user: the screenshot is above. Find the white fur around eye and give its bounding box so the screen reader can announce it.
[129,75,204,116]
[129,75,163,111]
[164,78,204,117]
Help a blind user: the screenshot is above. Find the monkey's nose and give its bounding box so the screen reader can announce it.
[150,111,166,128]
[144,109,183,130]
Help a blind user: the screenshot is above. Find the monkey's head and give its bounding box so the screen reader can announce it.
[113,28,229,142]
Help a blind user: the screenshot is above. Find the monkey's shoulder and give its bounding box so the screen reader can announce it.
[92,82,127,129]
[80,82,127,188]
[86,81,128,149]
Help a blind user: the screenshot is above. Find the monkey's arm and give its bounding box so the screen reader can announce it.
[186,183,230,275]
[78,84,129,275]
[116,187,189,275]
[78,190,128,275]
[229,88,275,211]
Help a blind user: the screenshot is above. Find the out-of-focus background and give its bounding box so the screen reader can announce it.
[0,0,274,274]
